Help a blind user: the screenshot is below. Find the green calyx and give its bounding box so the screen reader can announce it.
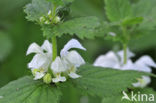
[43,73,52,84]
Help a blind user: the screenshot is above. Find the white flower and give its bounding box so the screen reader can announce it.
[26,40,52,80]
[50,39,86,83]
[51,57,66,83]
[60,39,86,79]
[132,76,151,88]
[94,49,156,88]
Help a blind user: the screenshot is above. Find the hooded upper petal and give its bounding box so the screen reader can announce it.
[41,40,52,55]
[135,55,156,68]
[28,54,49,69]
[51,57,66,73]
[26,43,43,55]
[60,39,86,57]
[94,51,119,68]
[65,50,85,67]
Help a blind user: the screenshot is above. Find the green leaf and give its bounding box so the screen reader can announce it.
[105,0,132,22]
[24,0,53,22]
[0,76,62,103]
[43,16,101,39]
[122,17,143,26]
[132,0,156,29]
[72,64,153,97]
[0,32,12,61]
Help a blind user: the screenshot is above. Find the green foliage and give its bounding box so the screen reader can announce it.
[105,0,132,22]
[72,64,152,97]
[48,0,74,6]
[0,32,12,61]
[43,16,101,39]
[132,0,156,30]
[24,0,53,22]
[122,17,143,26]
[0,76,62,103]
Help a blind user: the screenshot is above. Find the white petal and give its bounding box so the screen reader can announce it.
[65,50,85,67]
[51,57,66,73]
[26,43,43,55]
[41,40,52,54]
[108,32,116,36]
[121,60,135,70]
[68,72,81,79]
[132,82,141,88]
[117,48,135,63]
[60,39,86,57]
[132,76,151,88]
[34,72,45,80]
[134,64,152,73]
[135,55,156,68]
[94,51,119,68]
[52,76,66,83]
[28,54,49,69]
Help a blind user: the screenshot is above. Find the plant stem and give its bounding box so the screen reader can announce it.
[121,26,128,64]
[123,43,127,64]
[52,36,57,61]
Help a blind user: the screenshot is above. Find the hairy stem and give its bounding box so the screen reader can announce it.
[52,36,57,61]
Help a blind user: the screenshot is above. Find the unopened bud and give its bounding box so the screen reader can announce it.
[43,73,52,84]
[54,16,61,24]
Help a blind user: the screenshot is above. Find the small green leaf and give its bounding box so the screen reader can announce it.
[72,64,154,97]
[43,16,100,39]
[0,76,62,103]
[122,17,143,26]
[105,0,132,22]
[24,0,53,22]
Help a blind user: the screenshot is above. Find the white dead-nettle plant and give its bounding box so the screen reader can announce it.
[26,39,86,83]
[94,49,156,88]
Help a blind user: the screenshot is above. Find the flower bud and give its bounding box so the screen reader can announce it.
[39,16,46,23]
[54,16,61,24]
[43,73,52,84]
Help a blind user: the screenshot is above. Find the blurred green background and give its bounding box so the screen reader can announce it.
[0,0,156,102]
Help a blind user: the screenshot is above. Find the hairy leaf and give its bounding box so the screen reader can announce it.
[43,16,101,39]
[72,64,153,97]
[132,0,156,29]
[104,0,132,22]
[0,76,62,103]
[122,17,143,26]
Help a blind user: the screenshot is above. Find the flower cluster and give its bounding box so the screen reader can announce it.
[94,49,156,88]
[40,10,61,25]
[26,39,86,83]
